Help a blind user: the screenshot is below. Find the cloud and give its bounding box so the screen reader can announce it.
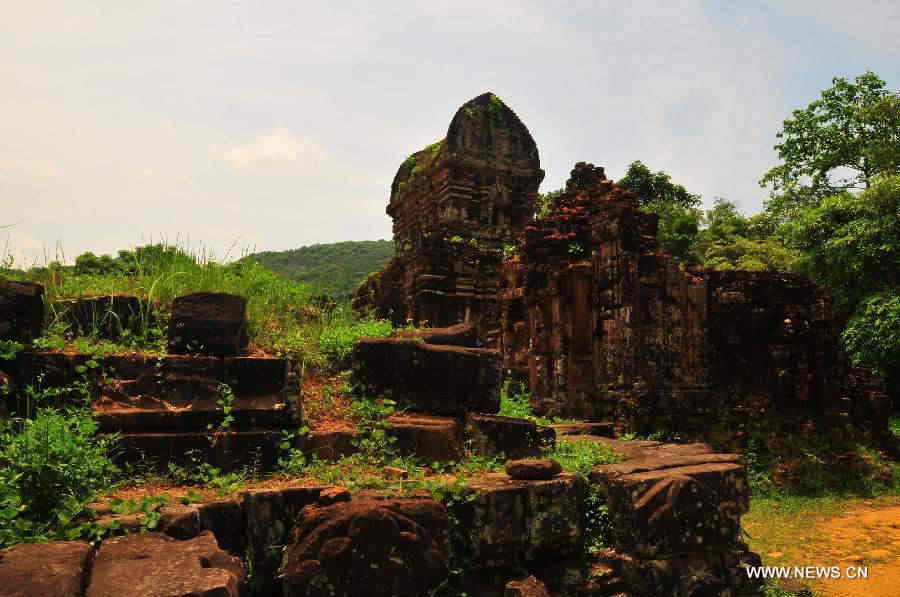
[220,129,321,170]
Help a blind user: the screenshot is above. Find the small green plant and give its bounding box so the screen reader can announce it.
[208,383,236,445]
[567,242,585,256]
[0,340,23,361]
[108,495,170,531]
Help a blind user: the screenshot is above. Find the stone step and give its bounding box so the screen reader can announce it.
[93,393,292,432]
[115,429,282,472]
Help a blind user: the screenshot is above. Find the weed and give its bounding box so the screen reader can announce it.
[0,407,118,548]
[207,383,236,445]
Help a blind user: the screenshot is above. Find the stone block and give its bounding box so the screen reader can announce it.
[303,429,358,460]
[168,292,248,355]
[241,486,324,595]
[387,413,463,462]
[352,337,500,415]
[0,281,43,343]
[86,532,244,597]
[461,472,585,569]
[56,295,148,340]
[0,540,92,597]
[594,461,749,558]
[282,498,449,597]
[466,413,551,459]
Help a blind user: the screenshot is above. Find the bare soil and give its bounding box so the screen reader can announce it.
[745,497,900,596]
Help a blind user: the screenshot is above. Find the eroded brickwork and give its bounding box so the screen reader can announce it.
[354,92,544,341]
[500,163,891,440]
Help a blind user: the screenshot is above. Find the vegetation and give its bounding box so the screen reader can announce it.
[760,71,900,223]
[244,240,394,297]
[1,243,393,371]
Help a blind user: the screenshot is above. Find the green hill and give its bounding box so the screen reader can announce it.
[245,240,394,296]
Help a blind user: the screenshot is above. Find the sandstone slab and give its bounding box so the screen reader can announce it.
[282,498,449,597]
[0,281,44,343]
[388,413,463,462]
[466,413,552,459]
[167,292,248,355]
[86,531,244,597]
[0,540,92,597]
[352,337,500,415]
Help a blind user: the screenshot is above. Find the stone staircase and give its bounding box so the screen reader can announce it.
[12,292,300,472]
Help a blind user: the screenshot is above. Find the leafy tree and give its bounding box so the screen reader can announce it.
[619,160,701,209]
[695,199,799,272]
[614,161,703,262]
[780,175,900,312]
[74,252,119,276]
[703,236,800,272]
[761,72,900,221]
[781,175,900,406]
[642,200,703,263]
[842,292,900,375]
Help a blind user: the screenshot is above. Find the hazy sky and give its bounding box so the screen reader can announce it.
[4,1,899,265]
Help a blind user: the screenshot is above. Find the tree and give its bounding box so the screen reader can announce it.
[615,161,703,263]
[760,72,900,221]
[781,175,900,407]
[74,251,119,276]
[695,198,799,272]
[643,199,703,263]
[780,175,900,312]
[619,160,701,209]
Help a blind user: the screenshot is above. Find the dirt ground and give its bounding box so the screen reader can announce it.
[745,497,900,596]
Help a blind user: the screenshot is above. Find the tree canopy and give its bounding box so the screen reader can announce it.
[760,72,900,221]
[618,160,701,209]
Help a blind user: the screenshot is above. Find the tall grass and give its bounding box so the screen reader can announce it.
[2,242,392,369]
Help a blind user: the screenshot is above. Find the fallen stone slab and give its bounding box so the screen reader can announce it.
[388,413,463,462]
[116,429,281,471]
[0,540,93,597]
[167,292,248,355]
[283,497,450,597]
[86,531,244,597]
[466,413,552,459]
[352,337,500,415]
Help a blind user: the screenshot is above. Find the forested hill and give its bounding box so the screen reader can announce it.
[245,240,394,296]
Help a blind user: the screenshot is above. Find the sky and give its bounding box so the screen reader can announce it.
[3,1,899,265]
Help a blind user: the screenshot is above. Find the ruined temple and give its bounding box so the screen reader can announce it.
[354,92,544,344]
[358,94,891,446]
[499,162,891,441]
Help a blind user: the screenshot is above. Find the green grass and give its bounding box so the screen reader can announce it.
[3,243,393,370]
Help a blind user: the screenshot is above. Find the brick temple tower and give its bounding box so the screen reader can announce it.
[355,92,544,344]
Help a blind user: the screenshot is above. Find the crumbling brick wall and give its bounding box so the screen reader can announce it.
[501,163,891,440]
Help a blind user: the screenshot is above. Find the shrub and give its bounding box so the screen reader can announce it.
[0,407,118,547]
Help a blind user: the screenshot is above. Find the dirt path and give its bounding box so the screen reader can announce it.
[745,498,900,596]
